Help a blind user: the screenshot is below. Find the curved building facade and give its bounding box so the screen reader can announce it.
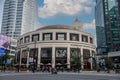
[17,25,96,70]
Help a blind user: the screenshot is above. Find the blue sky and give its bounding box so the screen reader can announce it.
[0,0,96,43]
[38,0,96,41]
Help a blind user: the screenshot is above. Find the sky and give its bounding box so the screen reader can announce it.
[0,0,96,44]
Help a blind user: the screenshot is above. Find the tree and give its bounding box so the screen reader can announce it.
[70,48,81,72]
[101,57,113,69]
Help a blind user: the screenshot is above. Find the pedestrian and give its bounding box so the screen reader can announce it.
[32,65,35,73]
[104,67,107,72]
[42,66,45,72]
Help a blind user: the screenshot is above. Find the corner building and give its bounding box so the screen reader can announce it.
[17,25,96,70]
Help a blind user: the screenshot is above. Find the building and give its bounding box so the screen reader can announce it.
[10,38,17,57]
[17,25,96,70]
[108,51,120,68]
[21,0,38,35]
[95,0,120,52]
[1,0,38,39]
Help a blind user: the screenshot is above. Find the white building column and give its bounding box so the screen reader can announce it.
[53,32,56,40]
[79,34,81,42]
[52,46,55,68]
[30,34,32,42]
[80,47,84,70]
[90,49,93,70]
[26,49,29,68]
[40,32,42,41]
[67,46,70,69]
[67,33,69,41]
[19,48,22,72]
[37,46,41,69]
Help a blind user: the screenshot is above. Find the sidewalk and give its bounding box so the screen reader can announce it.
[0,70,119,75]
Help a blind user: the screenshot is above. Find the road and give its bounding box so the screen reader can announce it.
[0,72,120,80]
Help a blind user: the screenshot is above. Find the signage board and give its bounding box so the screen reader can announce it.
[0,48,5,56]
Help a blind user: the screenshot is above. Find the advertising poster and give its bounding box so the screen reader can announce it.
[0,34,11,50]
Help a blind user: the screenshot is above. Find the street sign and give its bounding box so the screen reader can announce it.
[0,48,5,56]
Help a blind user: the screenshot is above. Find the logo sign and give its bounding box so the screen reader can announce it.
[0,48,5,56]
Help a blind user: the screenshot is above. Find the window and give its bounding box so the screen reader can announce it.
[56,48,67,57]
[70,48,81,63]
[90,37,93,44]
[20,38,23,44]
[82,35,88,42]
[83,49,90,59]
[32,34,39,42]
[24,36,30,43]
[41,48,52,58]
[56,33,66,40]
[70,33,79,41]
[43,33,52,40]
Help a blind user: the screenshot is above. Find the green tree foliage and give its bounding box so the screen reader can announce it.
[70,48,81,65]
[0,50,9,64]
[102,57,113,69]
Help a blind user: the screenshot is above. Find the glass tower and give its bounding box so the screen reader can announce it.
[1,0,38,39]
[95,0,120,51]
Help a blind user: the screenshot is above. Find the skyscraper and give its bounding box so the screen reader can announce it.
[95,0,120,52]
[1,0,38,39]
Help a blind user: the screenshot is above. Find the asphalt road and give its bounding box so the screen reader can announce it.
[0,72,120,80]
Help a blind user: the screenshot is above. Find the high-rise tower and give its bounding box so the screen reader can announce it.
[1,0,38,39]
[95,0,120,52]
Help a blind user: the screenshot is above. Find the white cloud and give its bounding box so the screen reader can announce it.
[39,0,95,18]
[83,19,96,45]
[83,19,95,30]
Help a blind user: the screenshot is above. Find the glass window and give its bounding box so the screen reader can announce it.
[41,48,52,58]
[29,48,38,58]
[32,34,39,42]
[70,33,79,41]
[24,36,30,43]
[83,49,90,59]
[20,38,23,44]
[70,48,81,64]
[43,33,52,40]
[56,48,67,57]
[82,35,88,42]
[90,37,93,44]
[56,33,66,40]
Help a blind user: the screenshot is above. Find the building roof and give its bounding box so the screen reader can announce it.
[36,25,79,31]
[22,25,93,38]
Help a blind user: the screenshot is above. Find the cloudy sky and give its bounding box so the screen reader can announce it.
[0,0,96,43]
[38,0,96,34]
